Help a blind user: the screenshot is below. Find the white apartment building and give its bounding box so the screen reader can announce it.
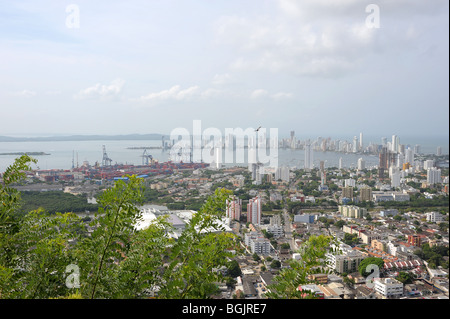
[423,160,434,170]
[247,197,262,225]
[266,225,284,238]
[339,205,367,219]
[250,237,271,255]
[345,178,356,187]
[275,166,290,182]
[426,211,445,223]
[391,171,401,188]
[427,167,441,185]
[374,278,403,298]
[244,231,260,246]
[357,158,365,171]
[245,232,271,255]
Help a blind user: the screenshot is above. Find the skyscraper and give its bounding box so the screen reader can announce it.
[359,132,363,151]
[427,168,441,185]
[304,140,313,170]
[247,197,262,225]
[214,146,222,169]
[414,144,421,154]
[405,147,414,165]
[391,167,401,188]
[339,157,343,170]
[392,135,399,153]
[352,136,358,153]
[397,153,404,169]
[379,146,388,178]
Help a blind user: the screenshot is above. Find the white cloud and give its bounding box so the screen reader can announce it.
[74,79,125,100]
[215,0,448,78]
[137,85,201,102]
[250,89,269,99]
[250,89,293,100]
[212,73,233,85]
[271,92,294,100]
[12,90,37,98]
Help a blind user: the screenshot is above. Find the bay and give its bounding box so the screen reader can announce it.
[0,137,447,173]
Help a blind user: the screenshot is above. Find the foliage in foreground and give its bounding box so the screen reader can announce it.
[1,156,339,299]
[1,155,236,299]
[266,235,338,299]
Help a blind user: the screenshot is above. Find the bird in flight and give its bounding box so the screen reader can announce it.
[255,126,262,132]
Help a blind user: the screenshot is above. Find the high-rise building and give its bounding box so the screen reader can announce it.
[357,158,365,171]
[414,144,421,154]
[391,168,401,188]
[247,197,262,225]
[275,166,290,182]
[423,160,434,170]
[304,141,313,170]
[379,147,388,178]
[342,186,354,199]
[214,146,222,169]
[345,178,356,187]
[226,196,242,221]
[339,157,343,170]
[397,153,404,169]
[427,168,441,185]
[391,135,400,153]
[352,136,358,153]
[359,132,363,151]
[359,187,372,202]
[405,147,414,165]
[436,146,442,156]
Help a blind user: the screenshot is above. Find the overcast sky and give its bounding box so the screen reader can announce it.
[0,0,448,140]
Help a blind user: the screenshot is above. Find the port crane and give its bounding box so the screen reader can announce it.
[102,145,113,167]
[141,149,153,165]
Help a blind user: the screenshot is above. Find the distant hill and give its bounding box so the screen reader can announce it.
[0,134,166,142]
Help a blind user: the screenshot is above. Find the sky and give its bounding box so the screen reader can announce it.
[0,0,448,140]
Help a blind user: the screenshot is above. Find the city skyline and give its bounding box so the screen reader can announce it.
[0,1,448,138]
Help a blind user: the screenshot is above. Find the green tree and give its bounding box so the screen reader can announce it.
[266,235,338,299]
[396,271,415,284]
[157,188,237,299]
[335,220,346,229]
[0,155,37,232]
[270,260,281,269]
[343,233,359,246]
[358,257,384,278]
[227,260,242,278]
[1,157,238,299]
